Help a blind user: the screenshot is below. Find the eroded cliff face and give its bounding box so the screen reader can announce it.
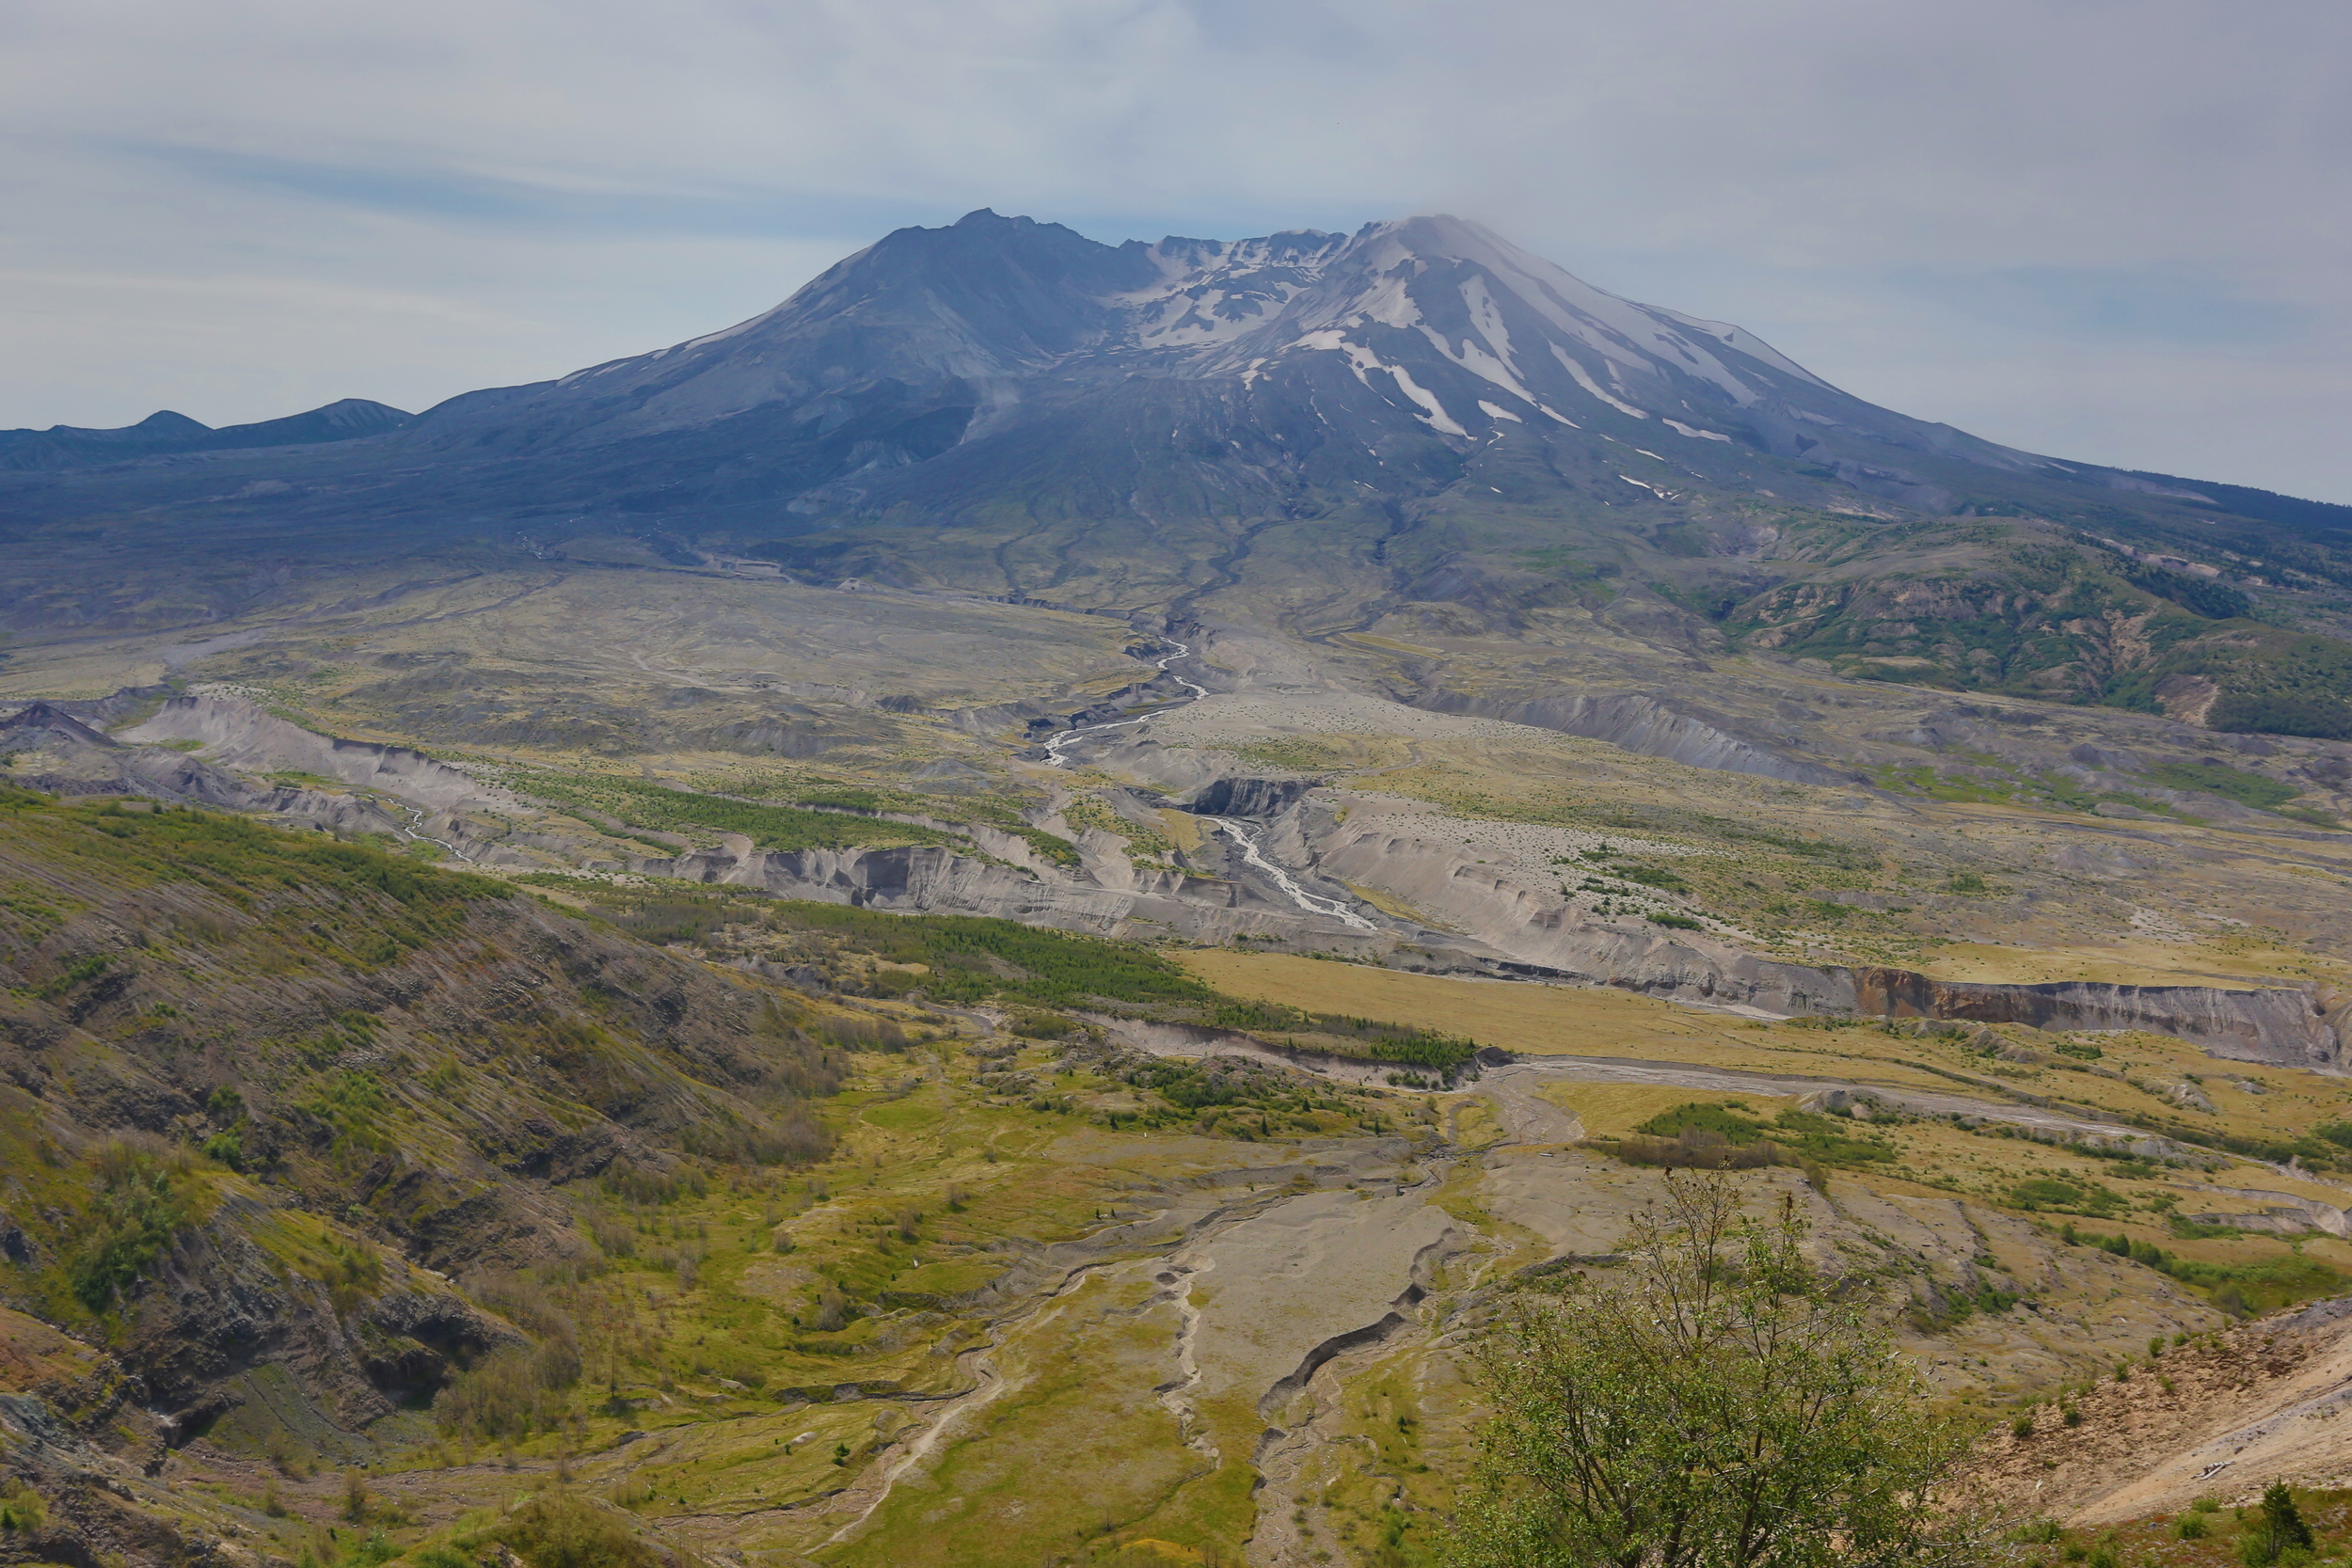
[0,700,415,837]
[119,695,516,815]
[1283,794,2344,1063]
[608,780,2344,1073]
[1847,969,2342,1066]
[122,1196,519,1454]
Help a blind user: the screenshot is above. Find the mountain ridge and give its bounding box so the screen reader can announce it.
[0,397,413,471]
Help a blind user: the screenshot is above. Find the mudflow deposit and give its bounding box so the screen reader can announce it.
[5,210,2352,1568]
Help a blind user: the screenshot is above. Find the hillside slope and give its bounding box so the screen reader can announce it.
[0,789,840,1502]
[7,791,2352,1567]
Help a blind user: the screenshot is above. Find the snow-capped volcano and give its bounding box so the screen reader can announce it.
[433,211,1859,451]
[388,205,2058,511]
[14,206,2335,547]
[10,205,2348,740]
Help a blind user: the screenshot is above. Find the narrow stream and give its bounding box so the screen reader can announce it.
[1204,816,1376,930]
[1041,634,1375,931]
[1042,637,1208,768]
[394,802,476,863]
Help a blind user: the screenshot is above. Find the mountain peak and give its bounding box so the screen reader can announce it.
[132,408,212,435]
[390,208,1953,475]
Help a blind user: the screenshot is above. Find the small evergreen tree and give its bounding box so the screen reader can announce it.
[2240,1483,2314,1567]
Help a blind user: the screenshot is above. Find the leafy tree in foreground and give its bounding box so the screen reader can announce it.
[1450,1171,1991,1568]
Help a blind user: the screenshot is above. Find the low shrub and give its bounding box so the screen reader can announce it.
[495,1493,662,1568]
[67,1138,198,1313]
[0,1480,46,1532]
[817,1017,914,1052]
[435,1330,581,1440]
[1611,1126,1783,1171]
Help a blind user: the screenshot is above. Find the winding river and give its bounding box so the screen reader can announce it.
[1041,637,1209,768]
[1040,636,1375,930]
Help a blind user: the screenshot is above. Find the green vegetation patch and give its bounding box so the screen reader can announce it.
[582,889,1216,1013]
[771,903,1213,1010]
[1201,999,1484,1072]
[2009,1176,2126,1217]
[517,770,971,853]
[2071,1228,2345,1314]
[2137,760,2300,813]
[1107,1054,1398,1137]
[1608,1101,1896,1173]
[768,780,1082,865]
[296,1069,396,1161]
[64,1140,213,1315]
[0,793,503,970]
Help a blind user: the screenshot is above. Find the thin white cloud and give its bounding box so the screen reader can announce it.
[0,0,2346,497]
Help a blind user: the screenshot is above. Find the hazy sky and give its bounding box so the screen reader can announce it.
[5,0,2349,499]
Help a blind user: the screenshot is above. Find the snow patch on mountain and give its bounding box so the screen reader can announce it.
[1388,216,1764,407]
[1655,308,1831,389]
[1664,419,1732,441]
[1421,325,1544,407]
[1555,348,1649,419]
[1292,330,1467,434]
[1387,367,1468,436]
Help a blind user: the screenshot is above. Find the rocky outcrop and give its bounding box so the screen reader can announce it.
[2173,1183,2352,1239]
[1848,969,2341,1068]
[0,702,118,753]
[128,1196,517,1448]
[1188,777,1319,816]
[119,694,515,814]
